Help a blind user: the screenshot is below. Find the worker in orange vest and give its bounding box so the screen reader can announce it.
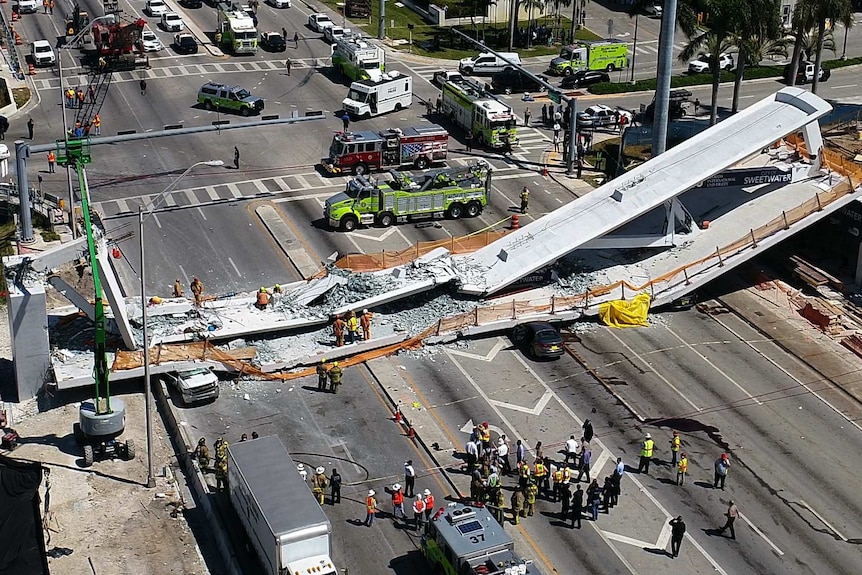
[172,278,183,298]
[47,150,56,173]
[332,314,345,347]
[391,483,405,520]
[93,113,101,136]
[423,489,435,521]
[255,287,270,310]
[412,495,425,531]
[360,308,372,340]
[364,490,377,526]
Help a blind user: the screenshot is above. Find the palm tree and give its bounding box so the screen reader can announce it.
[812,0,852,93]
[790,25,837,61]
[787,0,816,86]
[523,0,546,47]
[730,0,783,112]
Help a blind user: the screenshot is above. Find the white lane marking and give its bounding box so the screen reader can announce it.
[602,531,657,548]
[196,207,207,221]
[178,264,189,285]
[446,338,507,362]
[831,84,858,89]
[206,187,219,201]
[739,512,785,555]
[663,324,763,406]
[115,198,130,214]
[799,500,848,542]
[184,189,198,206]
[294,174,312,189]
[334,439,365,475]
[227,257,242,277]
[603,329,703,412]
[227,183,243,198]
[655,520,672,550]
[488,390,553,416]
[272,191,337,203]
[253,179,270,193]
[710,313,862,433]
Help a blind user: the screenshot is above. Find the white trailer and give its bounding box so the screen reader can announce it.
[342,71,412,119]
[228,435,337,575]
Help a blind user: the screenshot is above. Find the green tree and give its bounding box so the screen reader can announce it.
[787,0,816,85]
[812,0,852,93]
[730,0,783,112]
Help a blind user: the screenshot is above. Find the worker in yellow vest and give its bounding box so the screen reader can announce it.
[638,433,655,475]
[518,460,531,490]
[346,310,359,344]
[533,459,547,495]
[670,430,681,466]
[676,452,688,486]
[552,466,564,502]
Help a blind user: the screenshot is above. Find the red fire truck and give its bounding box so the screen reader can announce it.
[322,126,449,176]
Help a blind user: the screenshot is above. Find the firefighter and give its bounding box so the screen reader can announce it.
[511,488,525,524]
[328,361,342,393]
[520,186,530,214]
[255,287,270,310]
[413,495,426,530]
[346,310,359,344]
[190,277,204,306]
[213,437,229,491]
[360,308,373,340]
[552,465,565,503]
[525,480,538,517]
[193,437,210,470]
[316,358,328,391]
[312,466,328,505]
[492,485,507,526]
[518,459,531,490]
[533,458,547,495]
[332,314,345,347]
[173,278,183,298]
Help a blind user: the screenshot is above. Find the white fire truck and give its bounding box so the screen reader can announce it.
[322,126,449,175]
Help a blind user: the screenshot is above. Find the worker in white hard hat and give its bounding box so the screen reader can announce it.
[391,483,405,520]
[360,308,373,340]
[364,490,378,526]
[297,463,308,482]
[328,361,343,393]
[423,488,435,521]
[638,433,655,475]
[312,466,328,505]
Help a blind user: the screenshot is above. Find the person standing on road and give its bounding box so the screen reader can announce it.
[281,26,287,39]
[524,107,531,127]
[193,437,210,469]
[516,439,526,467]
[413,495,425,530]
[717,500,738,539]
[670,431,681,466]
[714,453,730,490]
[677,452,688,486]
[47,150,56,173]
[510,488,525,524]
[140,79,147,95]
[669,516,686,558]
[329,468,342,504]
[497,436,511,475]
[520,186,529,214]
[588,480,601,521]
[234,146,240,170]
[286,57,292,76]
[391,483,405,520]
[560,480,571,518]
[576,445,591,483]
[571,484,584,528]
[465,129,473,152]
[312,467,328,505]
[564,435,578,465]
[327,361,342,393]
[423,489,435,521]
[27,117,34,140]
[637,433,654,474]
[342,112,350,131]
[582,419,594,442]
[294,31,299,47]
[364,490,377,526]
[404,460,416,497]
[0,115,8,140]
[525,481,538,516]
[316,358,329,391]
[541,103,548,125]
[436,94,442,114]
[465,437,478,474]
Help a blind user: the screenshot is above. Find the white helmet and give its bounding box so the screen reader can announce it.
[368,490,375,496]
[645,433,651,439]
[297,463,304,470]
[424,489,431,496]
[316,466,325,474]
[393,483,401,491]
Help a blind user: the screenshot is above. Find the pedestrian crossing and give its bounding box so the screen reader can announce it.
[628,41,685,57]
[32,57,326,92]
[95,155,533,219]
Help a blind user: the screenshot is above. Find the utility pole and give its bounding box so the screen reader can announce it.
[508,0,518,51]
[378,0,385,40]
[564,99,578,175]
[630,14,639,82]
[651,0,677,156]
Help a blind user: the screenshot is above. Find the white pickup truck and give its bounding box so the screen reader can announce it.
[165,367,219,405]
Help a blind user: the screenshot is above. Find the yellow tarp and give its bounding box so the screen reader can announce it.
[598,293,651,328]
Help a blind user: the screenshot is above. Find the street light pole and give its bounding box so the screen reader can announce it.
[139,160,223,489]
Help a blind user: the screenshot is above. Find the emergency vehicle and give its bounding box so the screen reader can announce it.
[332,35,385,81]
[342,71,412,119]
[441,78,517,150]
[421,503,545,575]
[322,126,449,175]
[324,161,491,231]
[217,4,258,54]
[549,39,628,75]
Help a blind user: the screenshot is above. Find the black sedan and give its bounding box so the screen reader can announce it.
[173,33,198,54]
[560,70,610,89]
[512,322,565,359]
[489,69,548,94]
[261,31,287,52]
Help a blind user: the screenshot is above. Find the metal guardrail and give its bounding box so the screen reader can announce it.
[0,11,25,80]
[0,182,65,221]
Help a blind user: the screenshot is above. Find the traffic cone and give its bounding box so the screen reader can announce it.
[11,11,17,21]
[511,214,520,230]
[542,164,549,177]
[407,425,415,439]
[15,32,22,46]
[27,63,34,75]
[394,407,403,424]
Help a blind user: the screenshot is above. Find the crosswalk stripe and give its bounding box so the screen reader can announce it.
[253,179,271,193]
[184,189,198,204]
[227,183,243,198]
[294,174,312,189]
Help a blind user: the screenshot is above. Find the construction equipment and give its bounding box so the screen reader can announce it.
[324,160,491,231]
[65,3,90,36]
[322,126,449,175]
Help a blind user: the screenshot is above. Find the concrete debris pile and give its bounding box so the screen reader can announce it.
[450,257,491,291]
[322,267,397,308]
[376,288,479,335]
[554,255,599,295]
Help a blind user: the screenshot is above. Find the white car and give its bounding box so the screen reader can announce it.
[30,40,56,66]
[323,25,351,43]
[140,29,163,52]
[164,367,220,405]
[644,4,662,17]
[15,0,39,13]
[688,52,734,74]
[161,12,185,32]
[576,104,632,128]
[269,0,291,7]
[308,12,334,32]
[145,0,168,16]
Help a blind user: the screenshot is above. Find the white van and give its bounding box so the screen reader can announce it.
[459,52,521,75]
[343,71,412,119]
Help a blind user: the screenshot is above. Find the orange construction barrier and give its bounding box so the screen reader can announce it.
[28,63,35,75]
[11,11,17,21]
[15,32,22,46]
[542,165,549,177]
[511,214,520,230]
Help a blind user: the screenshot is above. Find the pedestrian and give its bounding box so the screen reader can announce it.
[332,314,345,346]
[501,133,513,156]
[637,433,654,474]
[552,133,561,152]
[571,484,583,528]
[190,277,204,306]
[345,310,359,344]
[282,26,287,39]
[342,112,350,130]
[577,141,586,161]
[391,483,405,520]
[47,150,56,173]
[541,103,548,125]
[554,109,562,124]
[560,480,571,518]
[436,94,442,114]
[88,85,96,104]
[140,79,147,95]
[423,489,435,521]
[27,117,34,140]
[516,439,526,467]
[413,495,426,530]
[669,431,681,466]
[286,57,292,76]
[77,89,84,108]
[234,146,240,170]
[552,466,564,503]
[576,157,583,179]
[404,460,416,497]
[251,431,259,439]
[714,453,730,490]
[576,445,591,483]
[465,129,473,152]
[312,467,328,505]
[524,107,531,127]
[532,458,547,495]
[93,113,101,136]
[694,98,700,114]
[525,481,538,516]
[240,433,248,442]
[601,476,613,512]
[588,480,601,521]
[294,31,299,47]
[48,0,54,14]
[564,435,578,465]
[330,468,342,504]
[364,490,377,526]
[677,452,688,485]
[327,361,342,393]
[316,358,328,391]
[670,516,686,558]
[510,489,525,524]
[296,463,308,482]
[193,437,210,469]
[360,308,372,340]
[65,88,74,108]
[43,0,47,13]
[465,438,479,474]
[553,122,561,140]
[520,186,529,214]
[717,500,738,539]
[618,113,628,132]
[497,436,511,475]
[426,98,433,117]
[609,467,620,508]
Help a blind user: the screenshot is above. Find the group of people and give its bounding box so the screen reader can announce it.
[315,359,343,393]
[193,433,260,492]
[368,462,437,529]
[331,309,373,346]
[254,284,284,310]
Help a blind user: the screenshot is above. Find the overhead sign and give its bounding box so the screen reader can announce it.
[698,166,793,189]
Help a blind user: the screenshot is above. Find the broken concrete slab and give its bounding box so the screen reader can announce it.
[289,274,348,307]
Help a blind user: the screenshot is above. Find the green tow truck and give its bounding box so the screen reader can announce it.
[324,161,492,231]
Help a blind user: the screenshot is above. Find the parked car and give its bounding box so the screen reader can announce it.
[489,68,547,94]
[308,12,334,32]
[577,104,632,128]
[30,40,56,66]
[784,60,831,84]
[161,12,184,32]
[145,0,168,16]
[643,3,662,17]
[687,52,733,74]
[164,367,220,405]
[14,0,39,13]
[181,0,202,7]
[560,70,609,89]
[323,25,350,43]
[269,0,291,7]
[173,33,198,54]
[432,70,464,87]
[260,31,287,51]
[512,321,565,359]
[140,29,163,52]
